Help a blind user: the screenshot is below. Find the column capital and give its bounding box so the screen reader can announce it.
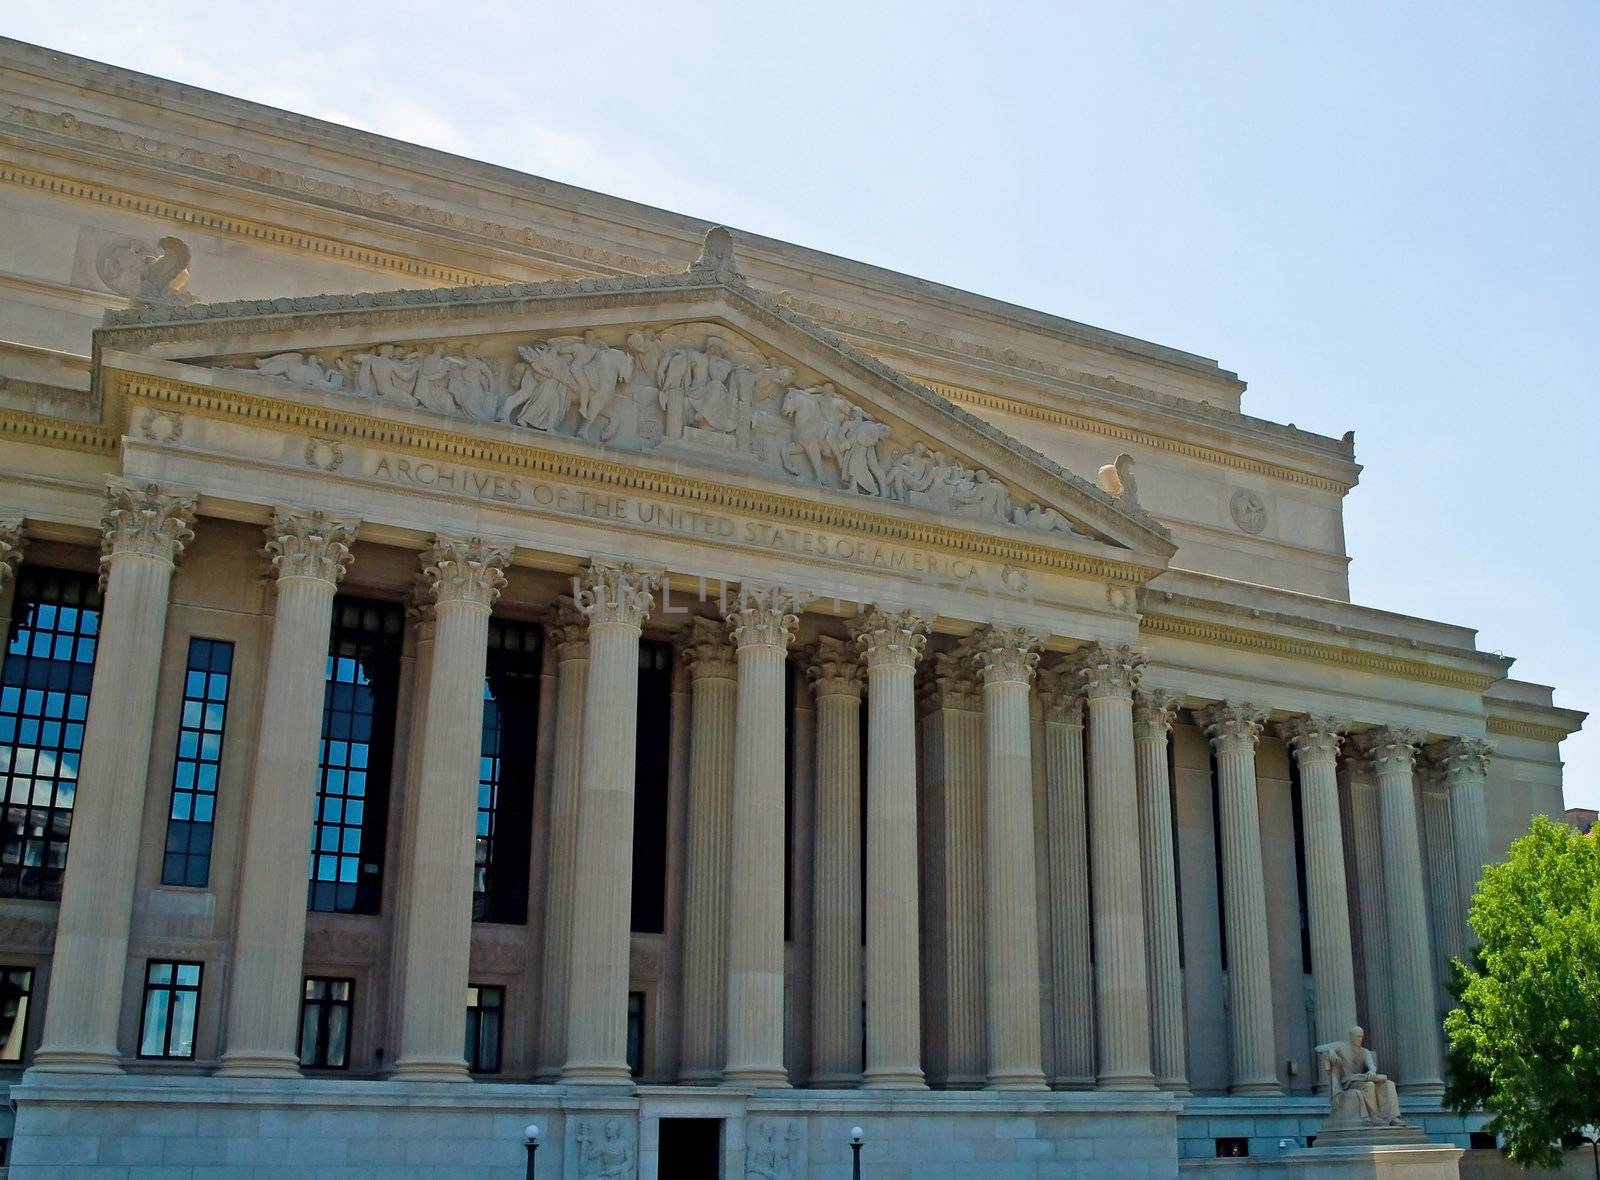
[1430,736,1494,784]
[1358,725,1425,775]
[1071,641,1146,702]
[1035,665,1084,725]
[542,597,589,660]
[967,624,1043,686]
[918,651,981,712]
[421,534,510,608]
[680,615,736,681]
[101,477,197,567]
[0,515,24,592]
[576,560,659,628]
[1202,701,1268,755]
[1132,689,1182,742]
[724,584,806,651]
[805,634,863,698]
[851,607,931,671]
[263,507,358,587]
[1278,715,1351,766]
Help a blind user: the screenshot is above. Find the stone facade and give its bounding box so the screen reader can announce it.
[0,35,1585,1180]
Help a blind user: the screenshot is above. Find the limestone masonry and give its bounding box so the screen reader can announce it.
[0,35,1583,1180]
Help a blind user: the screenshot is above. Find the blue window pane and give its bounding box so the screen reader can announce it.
[160,637,235,888]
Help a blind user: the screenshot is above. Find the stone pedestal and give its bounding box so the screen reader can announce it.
[1284,1143,1463,1180]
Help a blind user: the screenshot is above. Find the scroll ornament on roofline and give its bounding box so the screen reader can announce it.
[220,324,1093,538]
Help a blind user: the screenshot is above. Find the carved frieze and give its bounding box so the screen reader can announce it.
[746,1119,800,1180]
[211,321,1096,539]
[574,1117,636,1179]
[0,515,25,593]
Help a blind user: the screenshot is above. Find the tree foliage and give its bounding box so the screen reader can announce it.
[1444,814,1600,1168]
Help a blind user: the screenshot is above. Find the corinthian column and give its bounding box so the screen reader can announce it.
[33,479,196,1072]
[1074,642,1154,1091]
[1036,668,1093,1088]
[852,608,930,1089]
[970,624,1047,1090]
[1280,716,1359,1054]
[393,537,510,1080]
[1437,738,1493,947]
[1360,726,1443,1094]
[218,508,358,1076]
[917,652,986,1087]
[722,586,804,1087]
[806,635,864,1086]
[678,616,738,1083]
[562,562,659,1083]
[1133,689,1186,1092]
[1202,701,1280,1094]
[535,599,587,1079]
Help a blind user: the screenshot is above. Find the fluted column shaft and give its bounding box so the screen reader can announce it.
[393,537,509,1080]
[1076,643,1155,1091]
[854,609,930,1089]
[33,480,197,1072]
[1439,738,1493,947]
[1282,717,1359,1053]
[723,587,802,1087]
[807,636,863,1086]
[562,563,658,1083]
[678,618,738,1083]
[1134,690,1186,1091]
[1365,727,1443,1094]
[220,509,358,1076]
[1203,702,1280,1094]
[1345,768,1394,1054]
[972,625,1047,1090]
[1037,671,1093,1089]
[535,601,587,1078]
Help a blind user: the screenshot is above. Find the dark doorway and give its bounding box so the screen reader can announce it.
[658,1118,722,1178]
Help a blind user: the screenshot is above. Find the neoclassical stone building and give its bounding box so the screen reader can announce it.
[0,36,1583,1180]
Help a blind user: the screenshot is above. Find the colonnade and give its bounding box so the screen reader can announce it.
[16,483,1497,1099]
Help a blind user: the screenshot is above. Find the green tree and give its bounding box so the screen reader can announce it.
[1445,814,1600,1172]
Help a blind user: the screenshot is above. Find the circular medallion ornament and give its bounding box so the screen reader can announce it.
[1229,488,1268,535]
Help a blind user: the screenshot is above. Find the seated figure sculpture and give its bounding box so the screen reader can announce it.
[1316,1025,1405,1129]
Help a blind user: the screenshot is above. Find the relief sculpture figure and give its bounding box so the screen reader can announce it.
[503,342,574,431]
[353,343,420,404]
[252,352,346,390]
[576,1118,635,1179]
[414,343,457,415]
[446,342,498,421]
[555,330,634,442]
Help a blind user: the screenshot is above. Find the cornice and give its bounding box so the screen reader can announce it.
[1485,715,1584,743]
[0,405,114,454]
[1139,611,1508,693]
[104,369,1165,584]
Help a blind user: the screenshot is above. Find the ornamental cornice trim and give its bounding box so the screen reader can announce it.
[0,406,116,455]
[1485,715,1581,743]
[1139,612,1506,693]
[95,370,1165,583]
[0,161,503,289]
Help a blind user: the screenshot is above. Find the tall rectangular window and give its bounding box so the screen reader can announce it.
[626,990,645,1077]
[630,641,673,934]
[137,960,201,1059]
[0,567,100,900]
[0,966,33,1061]
[299,976,352,1069]
[476,620,541,924]
[464,984,503,1073]
[161,638,234,887]
[309,598,402,915]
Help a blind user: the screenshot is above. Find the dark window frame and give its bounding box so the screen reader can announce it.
[137,959,202,1060]
[465,983,503,1074]
[0,965,34,1063]
[161,637,235,887]
[626,989,646,1077]
[299,975,354,1070]
[475,619,541,925]
[629,641,673,934]
[0,567,101,901]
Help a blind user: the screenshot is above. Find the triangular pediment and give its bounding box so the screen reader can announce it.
[96,232,1174,563]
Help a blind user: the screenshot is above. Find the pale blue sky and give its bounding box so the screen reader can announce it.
[13,2,1596,805]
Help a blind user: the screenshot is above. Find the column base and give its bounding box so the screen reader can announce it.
[26,1046,123,1075]
[677,1068,724,1086]
[1051,1076,1097,1091]
[215,1050,302,1079]
[986,1070,1049,1091]
[807,1071,862,1089]
[1156,1078,1192,1094]
[863,1069,927,1090]
[1228,1080,1285,1096]
[561,1061,634,1085]
[1397,1080,1446,1099]
[722,1067,790,1088]
[390,1056,471,1083]
[941,1072,988,1090]
[1096,1071,1159,1092]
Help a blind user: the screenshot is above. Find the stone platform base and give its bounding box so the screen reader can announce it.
[5,1073,1184,1179]
[1281,1144,1465,1179]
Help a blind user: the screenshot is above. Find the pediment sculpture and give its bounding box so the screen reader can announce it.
[216,323,1096,540]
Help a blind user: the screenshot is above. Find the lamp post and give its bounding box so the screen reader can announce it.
[850,1125,864,1180]
[524,1123,540,1180]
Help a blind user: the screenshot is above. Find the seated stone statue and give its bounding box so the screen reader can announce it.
[1316,1025,1404,1128]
